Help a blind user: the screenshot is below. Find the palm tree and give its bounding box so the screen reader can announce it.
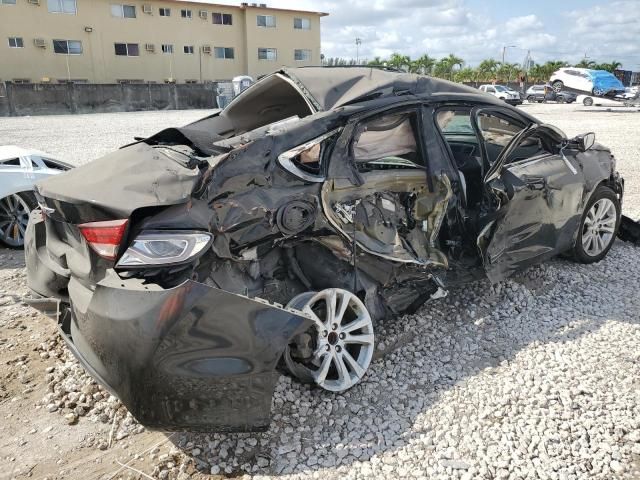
[540,60,568,81]
[477,59,500,82]
[454,67,476,83]
[497,62,520,83]
[575,59,596,68]
[410,54,436,75]
[433,54,464,80]
[594,61,622,73]
[388,53,411,72]
[527,63,545,83]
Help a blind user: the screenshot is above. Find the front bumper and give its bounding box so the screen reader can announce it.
[25,212,313,432]
[505,98,523,105]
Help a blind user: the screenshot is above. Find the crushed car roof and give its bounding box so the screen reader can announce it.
[280,67,501,111]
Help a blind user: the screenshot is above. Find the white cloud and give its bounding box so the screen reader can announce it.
[188,0,640,69]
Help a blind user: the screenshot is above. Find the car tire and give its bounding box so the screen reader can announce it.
[573,186,620,264]
[552,80,564,92]
[557,96,565,103]
[583,97,594,106]
[527,95,536,103]
[0,191,37,249]
[593,88,604,96]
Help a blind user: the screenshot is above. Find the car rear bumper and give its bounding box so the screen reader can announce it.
[25,212,313,432]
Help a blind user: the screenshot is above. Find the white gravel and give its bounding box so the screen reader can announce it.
[0,104,639,479]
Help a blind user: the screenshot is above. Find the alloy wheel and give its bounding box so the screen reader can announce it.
[0,194,30,248]
[287,288,374,392]
[582,198,617,257]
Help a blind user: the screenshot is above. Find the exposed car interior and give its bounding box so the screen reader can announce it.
[322,110,451,267]
[222,73,315,134]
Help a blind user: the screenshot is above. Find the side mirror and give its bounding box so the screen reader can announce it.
[576,132,596,152]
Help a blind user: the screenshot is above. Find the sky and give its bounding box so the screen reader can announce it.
[190,0,640,69]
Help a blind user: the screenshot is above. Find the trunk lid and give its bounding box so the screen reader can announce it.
[35,143,201,224]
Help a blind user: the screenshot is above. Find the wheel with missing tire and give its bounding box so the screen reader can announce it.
[284,288,374,392]
[573,186,620,263]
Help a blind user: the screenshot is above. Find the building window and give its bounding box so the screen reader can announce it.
[257,15,276,28]
[185,79,198,84]
[294,18,310,30]
[114,43,139,57]
[258,48,277,60]
[53,39,82,55]
[214,47,234,59]
[111,4,136,18]
[48,0,76,14]
[183,45,194,54]
[161,44,174,54]
[8,37,24,48]
[0,0,17,4]
[212,12,232,25]
[294,49,311,61]
[181,9,192,19]
[159,7,170,16]
[11,79,30,84]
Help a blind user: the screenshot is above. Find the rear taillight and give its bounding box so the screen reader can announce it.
[78,219,129,260]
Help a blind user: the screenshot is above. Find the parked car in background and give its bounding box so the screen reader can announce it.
[25,67,627,432]
[550,68,625,96]
[478,84,523,105]
[0,146,71,247]
[525,85,577,103]
[578,93,640,107]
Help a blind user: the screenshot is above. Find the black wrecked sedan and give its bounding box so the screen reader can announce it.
[25,67,627,432]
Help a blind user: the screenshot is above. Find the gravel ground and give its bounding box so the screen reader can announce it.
[0,104,639,480]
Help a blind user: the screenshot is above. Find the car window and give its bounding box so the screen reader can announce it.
[284,131,338,177]
[494,86,507,92]
[486,87,496,93]
[0,157,21,166]
[476,113,525,165]
[352,112,423,171]
[437,110,474,135]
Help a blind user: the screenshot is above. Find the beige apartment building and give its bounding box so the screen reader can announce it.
[0,0,327,83]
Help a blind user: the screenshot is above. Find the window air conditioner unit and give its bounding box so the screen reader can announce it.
[34,38,47,48]
[199,10,207,19]
[202,45,212,54]
[28,0,41,5]
[142,4,152,14]
[145,43,155,52]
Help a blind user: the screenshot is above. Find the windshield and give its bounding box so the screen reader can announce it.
[494,86,508,92]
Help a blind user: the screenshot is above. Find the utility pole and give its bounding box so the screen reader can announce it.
[502,45,517,64]
[355,38,362,65]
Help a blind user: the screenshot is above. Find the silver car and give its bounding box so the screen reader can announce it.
[0,146,70,247]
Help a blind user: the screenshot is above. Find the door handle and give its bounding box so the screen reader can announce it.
[525,176,546,190]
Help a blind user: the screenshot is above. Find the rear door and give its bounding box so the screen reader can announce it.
[474,111,585,282]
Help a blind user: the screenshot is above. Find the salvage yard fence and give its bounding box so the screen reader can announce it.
[0,82,219,117]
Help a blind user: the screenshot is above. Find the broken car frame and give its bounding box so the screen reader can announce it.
[25,68,636,431]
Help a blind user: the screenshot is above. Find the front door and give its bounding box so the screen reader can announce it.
[474,111,585,282]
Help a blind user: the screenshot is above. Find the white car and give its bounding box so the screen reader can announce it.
[549,68,625,96]
[478,84,523,105]
[0,146,71,247]
[577,94,640,107]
